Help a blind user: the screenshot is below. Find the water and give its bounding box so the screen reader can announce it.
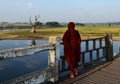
[0,28,31,32]
[0,40,48,50]
[0,40,119,82]
[0,40,48,82]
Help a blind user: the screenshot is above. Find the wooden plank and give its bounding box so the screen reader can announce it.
[81,47,106,53]
[77,75,119,84]
[89,51,93,62]
[90,75,119,84]
[102,68,120,75]
[105,66,120,71]
[86,40,89,51]
[82,53,85,65]
[113,57,120,62]
[106,64,120,69]
[60,57,120,84]
[81,37,105,42]
[59,61,112,84]
[92,71,120,80]
[93,39,96,49]
[112,60,120,65]
[74,60,120,84]
[99,38,102,48]
[59,57,120,84]
[74,78,97,84]
[90,74,120,83]
[96,49,99,60]
[114,56,120,60]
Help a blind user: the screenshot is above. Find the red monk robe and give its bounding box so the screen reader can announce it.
[62,22,81,78]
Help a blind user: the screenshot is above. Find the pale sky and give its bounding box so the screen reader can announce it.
[0,0,120,23]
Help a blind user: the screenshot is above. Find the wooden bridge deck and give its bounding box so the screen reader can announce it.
[59,55,120,84]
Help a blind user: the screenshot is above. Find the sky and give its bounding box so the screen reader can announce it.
[0,0,120,23]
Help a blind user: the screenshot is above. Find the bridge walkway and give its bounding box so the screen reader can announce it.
[59,55,120,84]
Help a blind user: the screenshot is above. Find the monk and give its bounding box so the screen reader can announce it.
[62,22,81,78]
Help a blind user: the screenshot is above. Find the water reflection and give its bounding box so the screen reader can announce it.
[0,40,48,82]
[0,40,48,50]
[30,39,36,46]
[0,51,48,82]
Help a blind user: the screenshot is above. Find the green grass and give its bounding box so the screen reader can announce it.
[0,25,120,39]
[5,28,65,36]
[76,25,120,36]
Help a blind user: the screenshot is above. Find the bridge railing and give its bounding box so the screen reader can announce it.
[0,36,61,84]
[59,33,113,73]
[0,34,113,83]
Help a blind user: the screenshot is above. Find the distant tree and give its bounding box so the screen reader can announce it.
[76,23,85,27]
[93,24,96,27]
[30,15,40,33]
[80,23,85,26]
[46,21,61,27]
[35,22,42,26]
[108,23,111,27]
[76,23,80,26]
[1,22,8,24]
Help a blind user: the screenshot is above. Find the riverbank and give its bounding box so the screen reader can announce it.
[0,26,120,40]
[0,34,119,41]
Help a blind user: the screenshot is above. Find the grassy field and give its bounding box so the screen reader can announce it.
[0,25,120,40]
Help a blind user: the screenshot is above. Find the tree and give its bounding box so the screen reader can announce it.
[46,22,61,27]
[108,23,111,27]
[30,15,40,33]
[75,23,85,27]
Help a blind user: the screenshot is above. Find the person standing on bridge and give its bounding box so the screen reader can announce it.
[62,22,81,78]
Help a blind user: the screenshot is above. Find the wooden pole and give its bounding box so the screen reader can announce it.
[105,33,113,61]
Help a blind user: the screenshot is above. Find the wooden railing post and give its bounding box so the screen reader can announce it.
[48,36,60,82]
[105,33,113,61]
